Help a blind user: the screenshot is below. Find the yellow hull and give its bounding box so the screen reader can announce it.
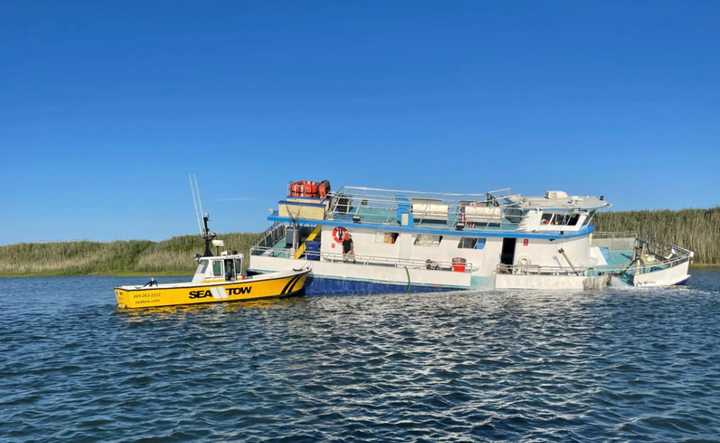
[114,270,309,309]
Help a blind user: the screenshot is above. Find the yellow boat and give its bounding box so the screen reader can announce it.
[115,264,309,309]
[115,212,310,309]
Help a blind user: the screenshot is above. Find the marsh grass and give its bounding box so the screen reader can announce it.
[0,233,261,276]
[595,207,720,265]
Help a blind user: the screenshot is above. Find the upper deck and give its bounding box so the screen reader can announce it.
[269,184,610,238]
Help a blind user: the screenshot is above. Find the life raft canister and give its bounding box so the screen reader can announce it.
[332,226,349,243]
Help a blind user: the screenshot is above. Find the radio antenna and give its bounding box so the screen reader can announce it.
[189,174,203,234]
[188,173,216,257]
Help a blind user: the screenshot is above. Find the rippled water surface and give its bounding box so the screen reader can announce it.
[2,271,720,442]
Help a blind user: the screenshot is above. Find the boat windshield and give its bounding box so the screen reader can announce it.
[197,259,209,274]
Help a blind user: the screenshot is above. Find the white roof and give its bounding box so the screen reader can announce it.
[501,194,610,211]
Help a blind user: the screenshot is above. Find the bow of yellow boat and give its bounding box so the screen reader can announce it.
[115,268,310,309]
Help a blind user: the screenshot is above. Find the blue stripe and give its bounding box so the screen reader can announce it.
[301,276,460,296]
[267,215,594,240]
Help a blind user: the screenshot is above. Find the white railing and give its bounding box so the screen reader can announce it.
[497,263,585,276]
[497,249,692,277]
[253,222,287,249]
[592,231,638,239]
[250,246,475,273]
[326,186,522,229]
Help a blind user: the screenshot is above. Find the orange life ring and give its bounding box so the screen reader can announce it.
[332,226,348,243]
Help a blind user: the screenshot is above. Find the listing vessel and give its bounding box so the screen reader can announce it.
[248,180,693,294]
[115,213,309,309]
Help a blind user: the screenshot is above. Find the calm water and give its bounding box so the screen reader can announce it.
[1,272,720,442]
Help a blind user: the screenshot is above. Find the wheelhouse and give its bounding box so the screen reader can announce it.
[193,254,244,282]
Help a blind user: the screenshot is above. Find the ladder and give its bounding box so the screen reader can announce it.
[293,225,322,259]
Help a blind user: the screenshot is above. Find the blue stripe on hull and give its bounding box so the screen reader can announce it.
[302,276,461,296]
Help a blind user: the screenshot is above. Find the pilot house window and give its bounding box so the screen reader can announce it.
[212,260,223,277]
[541,213,580,226]
[198,259,209,274]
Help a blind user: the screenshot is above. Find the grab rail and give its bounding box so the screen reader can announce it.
[497,250,691,277]
[250,246,474,273]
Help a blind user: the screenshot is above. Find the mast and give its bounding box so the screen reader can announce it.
[201,213,216,257]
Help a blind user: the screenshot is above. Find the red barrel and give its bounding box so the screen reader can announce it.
[452,257,466,272]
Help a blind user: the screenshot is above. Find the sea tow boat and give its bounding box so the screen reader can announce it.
[248,180,694,294]
[115,212,310,309]
[114,263,310,309]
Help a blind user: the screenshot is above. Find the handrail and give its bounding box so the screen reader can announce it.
[592,232,638,239]
[497,250,692,277]
[593,233,694,259]
[250,246,475,273]
[327,187,522,229]
[253,222,286,249]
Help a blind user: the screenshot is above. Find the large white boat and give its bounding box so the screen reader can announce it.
[248,181,694,295]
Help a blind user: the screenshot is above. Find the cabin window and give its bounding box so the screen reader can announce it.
[375,232,399,244]
[458,238,486,249]
[542,212,580,226]
[582,211,596,226]
[234,259,243,273]
[384,232,399,244]
[198,259,209,274]
[414,234,442,246]
[212,260,223,277]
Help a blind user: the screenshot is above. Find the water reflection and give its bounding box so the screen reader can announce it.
[0,274,718,441]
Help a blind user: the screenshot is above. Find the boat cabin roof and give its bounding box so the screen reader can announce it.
[500,194,610,211]
[332,186,609,211]
[268,185,609,237]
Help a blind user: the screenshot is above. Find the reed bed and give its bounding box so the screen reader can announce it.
[595,207,720,265]
[0,233,260,276]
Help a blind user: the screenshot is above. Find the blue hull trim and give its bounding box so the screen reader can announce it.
[302,276,461,296]
[267,214,594,240]
[676,276,690,286]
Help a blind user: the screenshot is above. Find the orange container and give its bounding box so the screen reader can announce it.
[452,257,466,272]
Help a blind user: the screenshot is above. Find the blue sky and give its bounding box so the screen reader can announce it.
[1,1,718,244]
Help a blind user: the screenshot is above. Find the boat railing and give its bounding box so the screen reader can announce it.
[497,263,587,276]
[593,232,694,261]
[497,248,692,277]
[591,232,638,251]
[250,245,293,258]
[250,246,475,273]
[592,231,638,239]
[253,222,287,249]
[326,187,523,231]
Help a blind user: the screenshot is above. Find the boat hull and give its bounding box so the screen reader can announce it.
[114,270,309,309]
[303,275,458,296]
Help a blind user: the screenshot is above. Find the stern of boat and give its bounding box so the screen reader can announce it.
[592,233,694,287]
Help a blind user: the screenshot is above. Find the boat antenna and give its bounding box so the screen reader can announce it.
[189,173,216,257]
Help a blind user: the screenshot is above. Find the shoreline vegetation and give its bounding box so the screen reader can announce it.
[1,208,718,277]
